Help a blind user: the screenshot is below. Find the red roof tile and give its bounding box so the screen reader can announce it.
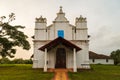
[89,51,112,59]
[39,37,81,51]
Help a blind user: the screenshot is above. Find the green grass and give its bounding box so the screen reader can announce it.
[69,65,120,80]
[1,64,120,80]
[0,64,54,80]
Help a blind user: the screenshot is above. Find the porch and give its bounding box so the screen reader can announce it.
[39,37,81,72]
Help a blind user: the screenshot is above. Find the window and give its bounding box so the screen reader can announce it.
[58,30,64,38]
[106,59,109,62]
[92,59,95,63]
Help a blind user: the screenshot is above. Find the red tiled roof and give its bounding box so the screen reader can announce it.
[39,37,81,51]
[89,51,112,59]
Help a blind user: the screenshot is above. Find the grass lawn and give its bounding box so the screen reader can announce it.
[0,64,54,80]
[69,65,120,80]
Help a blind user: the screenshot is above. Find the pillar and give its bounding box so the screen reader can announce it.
[44,48,47,72]
[73,48,77,72]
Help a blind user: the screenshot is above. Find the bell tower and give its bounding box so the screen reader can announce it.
[33,16,47,68]
[75,15,88,40]
[35,16,47,40]
[75,15,90,68]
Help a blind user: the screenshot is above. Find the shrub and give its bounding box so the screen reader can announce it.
[24,59,33,64]
[11,58,25,64]
[97,63,102,65]
[11,58,33,64]
[0,58,11,64]
[0,58,33,64]
[117,63,120,66]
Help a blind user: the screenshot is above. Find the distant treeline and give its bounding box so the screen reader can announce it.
[0,58,32,64]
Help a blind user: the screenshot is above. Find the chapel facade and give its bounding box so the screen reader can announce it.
[33,7,90,72]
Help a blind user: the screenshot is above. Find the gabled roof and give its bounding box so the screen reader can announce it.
[39,37,81,52]
[89,51,112,59]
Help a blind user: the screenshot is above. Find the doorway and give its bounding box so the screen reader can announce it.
[55,48,66,68]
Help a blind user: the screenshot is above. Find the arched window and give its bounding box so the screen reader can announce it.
[58,30,64,38]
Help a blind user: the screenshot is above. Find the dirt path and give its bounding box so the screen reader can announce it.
[53,69,69,80]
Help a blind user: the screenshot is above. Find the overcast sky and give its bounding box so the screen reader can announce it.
[0,0,120,59]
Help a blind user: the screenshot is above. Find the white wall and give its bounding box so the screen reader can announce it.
[35,23,47,40]
[76,29,88,40]
[90,59,114,64]
[35,29,46,40]
[33,41,46,68]
[47,48,56,68]
[48,22,73,40]
[75,41,90,68]
[48,26,55,40]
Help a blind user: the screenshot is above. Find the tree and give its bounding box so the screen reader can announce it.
[0,13,30,58]
[110,49,120,65]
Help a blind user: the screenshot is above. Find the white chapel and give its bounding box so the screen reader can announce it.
[33,7,90,72]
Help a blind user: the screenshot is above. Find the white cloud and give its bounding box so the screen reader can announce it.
[0,0,120,58]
